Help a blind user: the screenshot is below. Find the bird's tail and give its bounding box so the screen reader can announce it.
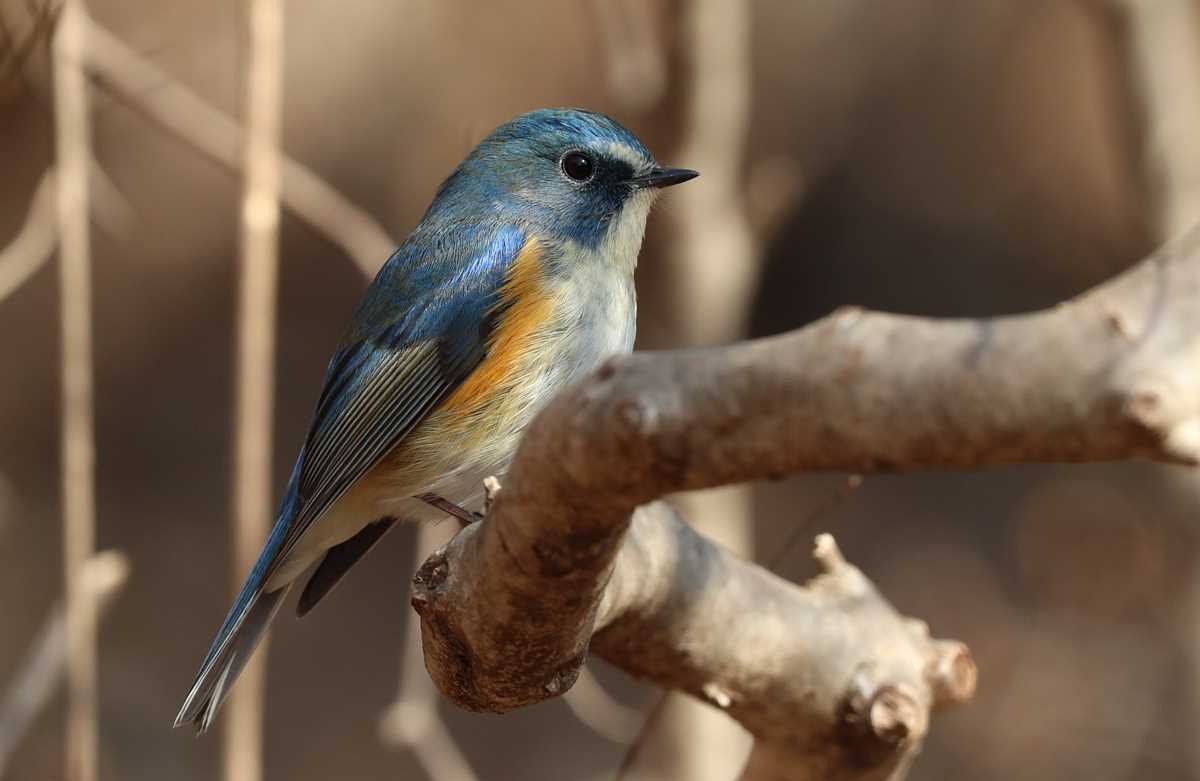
[173,582,289,734]
[176,458,303,733]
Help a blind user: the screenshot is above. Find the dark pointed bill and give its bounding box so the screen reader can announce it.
[626,167,700,189]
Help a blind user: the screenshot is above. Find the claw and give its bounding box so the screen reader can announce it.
[416,493,480,527]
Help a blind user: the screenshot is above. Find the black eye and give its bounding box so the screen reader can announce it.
[561,151,595,182]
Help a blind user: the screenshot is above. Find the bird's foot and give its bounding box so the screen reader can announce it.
[416,493,483,527]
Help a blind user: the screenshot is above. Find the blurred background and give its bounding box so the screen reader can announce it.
[2,0,1199,778]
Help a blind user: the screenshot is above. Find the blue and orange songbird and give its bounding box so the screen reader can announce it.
[174,108,697,731]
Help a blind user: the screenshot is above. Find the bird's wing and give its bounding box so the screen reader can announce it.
[282,222,529,556]
[176,223,533,731]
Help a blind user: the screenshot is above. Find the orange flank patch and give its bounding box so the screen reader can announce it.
[437,238,554,422]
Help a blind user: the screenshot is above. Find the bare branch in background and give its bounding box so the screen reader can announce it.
[590,0,667,113]
[0,169,57,302]
[0,0,59,104]
[52,0,99,777]
[1113,5,1200,780]
[0,158,140,305]
[224,0,283,778]
[0,11,395,294]
[665,0,758,346]
[412,225,1200,778]
[1114,0,1200,243]
[86,158,137,241]
[560,666,644,745]
[81,16,396,276]
[0,552,129,779]
[632,0,763,775]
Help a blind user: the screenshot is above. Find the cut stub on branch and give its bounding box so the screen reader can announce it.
[596,512,974,781]
[412,500,974,780]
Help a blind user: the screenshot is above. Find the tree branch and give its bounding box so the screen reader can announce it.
[224,0,283,776]
[601,511,973,781]
[411,226,1200,778]
[0,169,57,302]
[81,15,395,276]
[0,160,134,304]
[0,552,129,779]
[536,227,1200,486]
[1113,0,1200,242]
[52,1,100,778]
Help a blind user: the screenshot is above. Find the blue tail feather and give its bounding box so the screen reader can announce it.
[174,459,304,733]
[174,585,289,733]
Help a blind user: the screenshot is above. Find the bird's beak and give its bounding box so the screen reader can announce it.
[626,167,700,190]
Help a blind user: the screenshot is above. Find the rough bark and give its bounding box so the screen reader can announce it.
[412,227,1200,778]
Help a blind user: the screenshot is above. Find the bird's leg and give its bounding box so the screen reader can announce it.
[416,493,482,527]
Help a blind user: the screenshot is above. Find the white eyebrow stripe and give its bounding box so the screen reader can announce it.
[601,141,650,170]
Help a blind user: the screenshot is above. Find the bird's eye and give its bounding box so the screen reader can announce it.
[561,151,595,182]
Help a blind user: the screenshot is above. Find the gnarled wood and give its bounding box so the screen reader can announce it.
[413,227,1200,778]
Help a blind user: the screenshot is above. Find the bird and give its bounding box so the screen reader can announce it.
[174,108,697,733]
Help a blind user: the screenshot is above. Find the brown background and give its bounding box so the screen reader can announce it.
[1,0,1195,779]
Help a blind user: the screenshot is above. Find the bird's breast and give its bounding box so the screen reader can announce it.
[379,239,636,487]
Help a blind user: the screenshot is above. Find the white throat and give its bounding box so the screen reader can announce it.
[599,189,656,275]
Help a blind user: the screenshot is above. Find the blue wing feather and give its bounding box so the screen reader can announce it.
[175,223,527,731]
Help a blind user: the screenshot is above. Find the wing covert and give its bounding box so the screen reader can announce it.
[276,224,527,561]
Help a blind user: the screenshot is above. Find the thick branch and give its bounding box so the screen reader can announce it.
[520,225,1200,504]
[415,504,973,779]
[412,228,1200,777]
[597,508,973,781]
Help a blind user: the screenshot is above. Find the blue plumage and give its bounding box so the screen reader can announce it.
[432,109,655,248]
[176,227,526,730]
[175,108,696,732]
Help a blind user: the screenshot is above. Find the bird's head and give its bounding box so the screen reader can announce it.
[430,108,697,253]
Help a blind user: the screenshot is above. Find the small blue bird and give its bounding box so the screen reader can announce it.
[175,108,697,732]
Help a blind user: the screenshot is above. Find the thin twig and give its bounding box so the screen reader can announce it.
[0,169,57,302]
[81,16,396,276]
[560,665,643,745]
[765,474,864,572]
[0,552,130,778]
[224,0,283,779]
[614,690,671,780]
[0,158,137,306]
[86,157,136,241]
[52,0,97,778]
[0,0,60,104]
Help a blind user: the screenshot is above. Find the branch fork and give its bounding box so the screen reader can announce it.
[408,226,1200,778]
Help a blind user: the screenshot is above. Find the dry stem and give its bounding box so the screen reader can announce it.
[51,1,97,778]
[82,16,395,276]
[224,1,284,779]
